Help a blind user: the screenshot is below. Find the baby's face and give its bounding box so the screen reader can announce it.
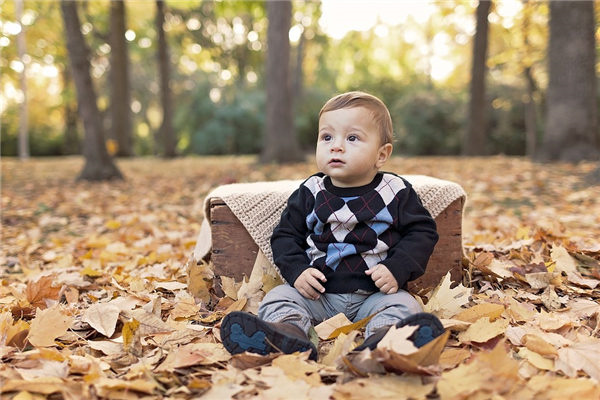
[316,106,392,187]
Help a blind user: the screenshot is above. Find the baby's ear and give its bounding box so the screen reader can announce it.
[376,143,393,168]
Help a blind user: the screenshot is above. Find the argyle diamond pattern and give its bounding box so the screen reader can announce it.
[303,174,408,272]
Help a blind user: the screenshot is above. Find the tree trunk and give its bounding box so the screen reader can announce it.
[293,29,305,100]
[463,0,491,156]
[521,1,538,157]
[538,1,598,162]
[109,0,133,157]
[60,0,122,181]
[61,66,80,155]
[524,66,538,157]
[16,0,29,160]
[156,0,176,158]
[261,0,303,163]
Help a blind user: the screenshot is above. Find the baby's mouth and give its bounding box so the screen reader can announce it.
[329,158,344,165]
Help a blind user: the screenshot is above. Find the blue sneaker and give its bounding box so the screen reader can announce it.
[221,311,318,361]
[355,312,444,351]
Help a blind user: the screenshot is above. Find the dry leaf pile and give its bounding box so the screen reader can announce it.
[1,156,599,399]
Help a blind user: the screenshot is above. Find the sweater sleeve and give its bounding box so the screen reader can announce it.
[270,184,313,285]
[380,181,439,289]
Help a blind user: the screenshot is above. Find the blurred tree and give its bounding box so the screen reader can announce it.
[61,66,80,155]
[60,0,122,180]
[463,0,491,155]
[156,0,176,158]
[261,0,303,163]
[539,1,598,162]
[521,0,539,157]
[16,0,29,159]
[109,0,132,157]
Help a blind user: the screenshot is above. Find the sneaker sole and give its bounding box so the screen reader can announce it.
[221,312,317,360]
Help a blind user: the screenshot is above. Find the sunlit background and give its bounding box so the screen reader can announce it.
[0,0,595,157]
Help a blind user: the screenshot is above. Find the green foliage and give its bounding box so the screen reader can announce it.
[391,88,465,155]
[294,87,331,149]
[178,83,265,155]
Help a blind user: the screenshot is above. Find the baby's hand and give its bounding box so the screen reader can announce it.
[365,264,398,294]
[294,268,327,300]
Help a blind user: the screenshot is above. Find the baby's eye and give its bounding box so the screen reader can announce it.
[347,135,358,142]
[321,134,332,141]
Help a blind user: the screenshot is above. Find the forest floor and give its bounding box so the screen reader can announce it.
[1,155,600,399]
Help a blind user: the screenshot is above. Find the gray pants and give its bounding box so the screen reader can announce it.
[258,284,422,338]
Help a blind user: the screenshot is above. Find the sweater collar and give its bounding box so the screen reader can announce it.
[323,172,383,197]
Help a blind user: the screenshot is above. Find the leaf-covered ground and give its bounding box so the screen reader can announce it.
[1,156,599,399]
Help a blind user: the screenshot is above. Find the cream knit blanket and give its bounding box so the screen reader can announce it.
[193,176,466,272]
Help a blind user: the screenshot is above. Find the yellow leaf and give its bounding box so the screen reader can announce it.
[518,347,555,371]
[328,313,376,340]
[0,378,64,395]
[104,220,121,230]
[522,333,558,358]
[122,318,140,351]
[187,261,214,303]
[80,264,103,278]
[321,331,359,367]
[453,303,505,323]
[458,317,509,344]
[262,272,283,294]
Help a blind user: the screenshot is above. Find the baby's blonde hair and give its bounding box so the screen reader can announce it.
[319,91,394,145]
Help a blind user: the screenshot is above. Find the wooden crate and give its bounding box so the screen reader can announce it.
[209,197,464,295]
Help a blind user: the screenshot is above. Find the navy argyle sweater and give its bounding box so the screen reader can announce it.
[271,172,439,293]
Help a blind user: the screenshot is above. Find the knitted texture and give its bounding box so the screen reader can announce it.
[193,176,466,278]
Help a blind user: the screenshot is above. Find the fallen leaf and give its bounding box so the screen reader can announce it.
[438,347,471,370]
[0,377,65,395]
[27,306,73,347]
[551,245,577,273]
[453,302,505,323]
[458,317,509,344]
[26,275,61,309]
[517,347,555,371]
[376,324,418,355]
[333,375,434,400]
[437,341,522,399]
[315,313,352,340]
[82,303,120,337]
[220,276,239,300]
[555,340,600,381]
[423,272,472,318]
[321,331,359,366]
[16,360,69,380]
[521,333,558,358]
[155,342,231,371]
[272,353,322,386]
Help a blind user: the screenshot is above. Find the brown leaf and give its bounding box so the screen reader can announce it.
[26,275,61,309]
[155,342,231,371]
